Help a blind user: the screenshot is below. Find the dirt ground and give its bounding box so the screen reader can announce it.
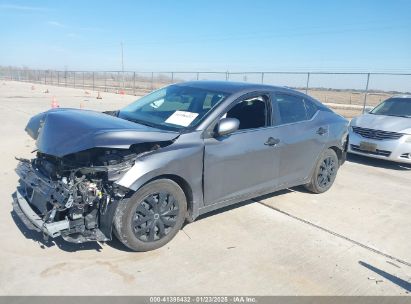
[0,81,410,295]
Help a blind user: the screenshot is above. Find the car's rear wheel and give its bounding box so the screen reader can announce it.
[113,179,187,251]
[305,148,339,194]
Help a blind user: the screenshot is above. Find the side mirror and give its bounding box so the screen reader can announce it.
[364,106,374,113]
[216,118,239,136]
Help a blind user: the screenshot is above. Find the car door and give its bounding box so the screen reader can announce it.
[203,92,281,205]
[272,92,328,187]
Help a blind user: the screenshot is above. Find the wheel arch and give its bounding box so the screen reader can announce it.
[328,143,347,166]
[329,145,342,160]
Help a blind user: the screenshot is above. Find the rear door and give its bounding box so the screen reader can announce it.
[272,92,328,186]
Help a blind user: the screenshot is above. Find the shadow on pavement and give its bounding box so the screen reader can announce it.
[359,261,411,292]
[194,189,293,225]
[348,154,411,171]
[10,208,104,252]
[105,234,136,252]
[254,189,294,201]
[192,200,255,223]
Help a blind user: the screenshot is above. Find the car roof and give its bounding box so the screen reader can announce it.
[174,80,286,94]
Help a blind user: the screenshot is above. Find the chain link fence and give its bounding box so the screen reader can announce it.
[1,67,410,117]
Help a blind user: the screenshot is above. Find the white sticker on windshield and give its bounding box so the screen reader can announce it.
[165,111,199,127]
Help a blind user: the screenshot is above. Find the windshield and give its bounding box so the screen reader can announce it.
[370,98,411,118]
[119,85,229,131]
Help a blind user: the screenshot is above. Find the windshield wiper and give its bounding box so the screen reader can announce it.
[125,117,159,128]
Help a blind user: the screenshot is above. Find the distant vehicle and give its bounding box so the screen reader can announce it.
[348,95,411,163]
[14,81,348,251]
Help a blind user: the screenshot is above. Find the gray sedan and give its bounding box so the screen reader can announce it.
[349,95,411,163]
[14,81,348,251]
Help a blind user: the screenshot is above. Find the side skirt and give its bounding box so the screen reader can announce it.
[197,179,308,217]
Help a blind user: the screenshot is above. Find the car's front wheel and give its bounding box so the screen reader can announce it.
[113,179,187,251]
[305,148,339,194]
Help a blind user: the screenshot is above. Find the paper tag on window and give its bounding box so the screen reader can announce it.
[165,111,199,127]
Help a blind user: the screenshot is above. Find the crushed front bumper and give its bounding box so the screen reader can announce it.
[13,160,113,242]
[12,188,70,238]
[13,161,71,238]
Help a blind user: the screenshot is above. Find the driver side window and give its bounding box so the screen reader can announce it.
[225,95,269,130]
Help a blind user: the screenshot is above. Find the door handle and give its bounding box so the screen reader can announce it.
[317,127,328,136]
[264,137,280,146]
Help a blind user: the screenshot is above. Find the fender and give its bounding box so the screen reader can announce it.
[115,132,205,220]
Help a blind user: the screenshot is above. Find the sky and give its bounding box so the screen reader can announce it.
[0,0,411,74]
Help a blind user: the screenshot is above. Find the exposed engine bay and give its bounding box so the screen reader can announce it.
[14,143,167,243]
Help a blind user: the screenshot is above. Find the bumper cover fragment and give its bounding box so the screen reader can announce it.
[13,188,69,238]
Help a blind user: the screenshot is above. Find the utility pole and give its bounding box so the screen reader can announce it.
[121,42,125,89]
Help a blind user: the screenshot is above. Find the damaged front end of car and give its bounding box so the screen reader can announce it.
[13,108,178,243]
[14,149,137,242]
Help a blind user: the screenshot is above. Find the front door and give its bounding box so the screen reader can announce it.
[203,93,280,205]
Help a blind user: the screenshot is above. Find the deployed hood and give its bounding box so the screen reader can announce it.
[25,108,179,157]
[351,113,411,134]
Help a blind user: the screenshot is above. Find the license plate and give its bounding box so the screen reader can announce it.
[359,141,377,152]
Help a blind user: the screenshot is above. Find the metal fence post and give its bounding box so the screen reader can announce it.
[92,72,95,91]
[305,72,310,94]
[57,71,60,86]
[104,72,107,92]
[226,71,229,81]
[151,72,154,90]
[82,72,85,89]
[133,72,136,95]
[73,72,76,88]
[261,72,265,84]
[171,72,174,83]
[44,71,47,85]
[196,72,199,80]
[362,73,370,113]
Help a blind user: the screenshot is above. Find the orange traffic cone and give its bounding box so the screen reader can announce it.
[96,91,102,99]
[51,96,59,109]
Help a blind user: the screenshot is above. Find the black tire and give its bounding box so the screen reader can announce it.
[305,148,339,194]
[113,179,187,252]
